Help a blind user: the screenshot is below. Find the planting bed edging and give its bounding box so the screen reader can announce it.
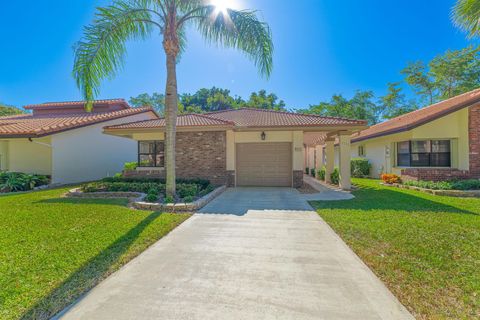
[385,183,480,198]
[132,186,227,211]
[65,186,227,212]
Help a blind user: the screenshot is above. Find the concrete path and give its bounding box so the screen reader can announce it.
[57,191,413,319]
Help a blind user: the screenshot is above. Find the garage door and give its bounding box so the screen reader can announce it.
[236,143,292,187]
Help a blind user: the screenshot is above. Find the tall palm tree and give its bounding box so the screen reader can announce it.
[452,0,480,37]
[73,0,273,196]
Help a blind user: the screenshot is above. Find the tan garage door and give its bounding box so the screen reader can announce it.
[236,143,292,187]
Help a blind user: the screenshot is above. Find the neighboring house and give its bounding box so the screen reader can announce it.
[0,99,157,184]
[348,89,480,181]
[104,109,367,189]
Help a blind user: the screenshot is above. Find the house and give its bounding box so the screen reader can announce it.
[305,89,480,182]
[103,109,367,189]
[0,99,157,184]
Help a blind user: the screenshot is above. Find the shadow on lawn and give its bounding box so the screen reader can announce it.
[20,210,161,320]
[37,197,130,206]
[311,183,478,215]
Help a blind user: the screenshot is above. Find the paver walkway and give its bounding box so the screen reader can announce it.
[57,188,413,320]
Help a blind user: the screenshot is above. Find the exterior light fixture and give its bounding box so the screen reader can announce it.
[261,131,266,140]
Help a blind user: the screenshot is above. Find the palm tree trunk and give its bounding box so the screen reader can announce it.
[164,53,178,197]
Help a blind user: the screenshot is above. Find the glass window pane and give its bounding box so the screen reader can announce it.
[155,141,164,152]
[411,140,430,153]
[139,141,154,154]
[411,153,430,166]
[432,140,450,153]
[397,154,410,166]
[397,141,410,154]
[156,154,165,167]
[431,153,451,167]
[139,154,154,167]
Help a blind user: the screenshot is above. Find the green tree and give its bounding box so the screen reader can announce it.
[379,83,418,119]
[401,46,480,105]
[298,91,379,125]
[73,0,273,196]
[0,103,24,117]
[245,90,286,110]
[452,0,480,37]
[129,93,165,114]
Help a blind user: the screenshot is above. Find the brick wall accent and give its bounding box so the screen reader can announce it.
[125,131,227,185]
[293,170,304,188]
[469,104,480,177]
[401,168,472,182]
[226,170,235,187]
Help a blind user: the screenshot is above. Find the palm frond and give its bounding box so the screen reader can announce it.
[452,0,480,38]
[193,6,274,78]
[73,0,161,110]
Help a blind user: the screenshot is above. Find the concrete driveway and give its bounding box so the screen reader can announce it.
[57,188,413,320]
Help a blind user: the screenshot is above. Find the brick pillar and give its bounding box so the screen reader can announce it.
[470,105,480,177]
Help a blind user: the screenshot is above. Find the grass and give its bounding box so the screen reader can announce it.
[0,187,190,320]
[310,178,480,320]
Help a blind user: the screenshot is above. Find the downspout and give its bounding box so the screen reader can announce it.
[28,137,53,148]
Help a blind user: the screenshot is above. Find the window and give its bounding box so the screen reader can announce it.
[396,140,451,167]
[358,145,366,157]
[138,141,164,167]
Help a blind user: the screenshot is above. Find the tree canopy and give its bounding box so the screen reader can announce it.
[0,103,24,117]
[129,87,286,115]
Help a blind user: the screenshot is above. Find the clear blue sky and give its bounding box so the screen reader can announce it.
[0,0,474,110]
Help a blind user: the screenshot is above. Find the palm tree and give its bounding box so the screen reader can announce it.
[73,0,273,196]
[452,0,480,37]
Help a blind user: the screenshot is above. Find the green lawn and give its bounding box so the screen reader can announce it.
[311,178,480,320]
[0,188,190,320]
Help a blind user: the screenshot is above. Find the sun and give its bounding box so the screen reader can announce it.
[210,0,236,14]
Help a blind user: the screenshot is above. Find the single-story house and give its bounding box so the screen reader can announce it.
[305,88,480,182]
[104,108,367,189]
[0,99,157,184]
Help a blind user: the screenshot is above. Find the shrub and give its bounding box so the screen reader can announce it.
[403,179,480,191]
[182,195,194,203]
[198,184,215,197]
[381,174,401,184]
[144,188,159,203]
[177,183,199,199]
[0,172,50,193]
[123,162,138,171]
[305,167,309,175]
[317,167,326,180]
[164,195,175,204]
[351,158,371,178]
[330,168,340,185]
[310,168,316,177]
[81,182,164,194]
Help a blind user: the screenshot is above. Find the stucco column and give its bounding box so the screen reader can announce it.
[339,133,352,190]
[315,145,323,171]
[325,139,335,183]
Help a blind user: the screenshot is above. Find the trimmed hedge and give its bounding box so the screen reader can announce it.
[403,179,480,191]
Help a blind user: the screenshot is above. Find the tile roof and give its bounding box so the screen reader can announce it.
[0,107,154,138]
[352,88,480,143]
[24,98,128,110]
[105,113,233,130]
[105,108,366,131]
[205,108,367,127]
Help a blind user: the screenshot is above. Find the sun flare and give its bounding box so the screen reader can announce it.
[210,0,236,14]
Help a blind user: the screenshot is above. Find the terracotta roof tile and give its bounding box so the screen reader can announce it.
[0,107,154,138]
[106,108,366,131]
[24,98,128,110]
[105,114,234,129]
[352,88,480,143]
[206,108,366,127]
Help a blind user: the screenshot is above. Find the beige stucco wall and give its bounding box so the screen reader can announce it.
[51,113,155,184]
[351,108,470,178]
[6,137,53,175]
[0,141,8,171]
[226,130,304,171]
